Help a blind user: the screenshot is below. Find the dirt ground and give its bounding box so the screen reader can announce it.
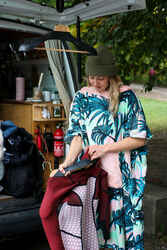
[131,83,167,102]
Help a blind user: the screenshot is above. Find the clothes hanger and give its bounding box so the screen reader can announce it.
[18,25,97,56]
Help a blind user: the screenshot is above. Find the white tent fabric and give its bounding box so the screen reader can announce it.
[44,40,72,119]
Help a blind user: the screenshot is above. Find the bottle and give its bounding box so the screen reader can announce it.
[16,72,25,101]
[53,92,61,118]
[34,126,42,152]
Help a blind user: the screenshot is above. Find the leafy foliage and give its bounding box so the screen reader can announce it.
[76,0,167,90]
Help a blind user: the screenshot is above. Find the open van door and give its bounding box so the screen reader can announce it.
[0,0,146,29]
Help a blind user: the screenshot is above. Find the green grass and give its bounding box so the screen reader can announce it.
[139,97,167,135]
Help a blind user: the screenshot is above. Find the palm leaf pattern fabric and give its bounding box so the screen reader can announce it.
[65,86,151,249]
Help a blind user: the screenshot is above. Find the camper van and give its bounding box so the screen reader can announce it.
[0,0,146,238]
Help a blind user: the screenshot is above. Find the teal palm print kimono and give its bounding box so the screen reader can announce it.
[65,86,151,250]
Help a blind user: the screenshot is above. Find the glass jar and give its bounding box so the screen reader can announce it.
[53,92,61,118]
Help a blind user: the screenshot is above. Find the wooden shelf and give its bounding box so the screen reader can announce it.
[33,118,66,122]
[32,103,65,121]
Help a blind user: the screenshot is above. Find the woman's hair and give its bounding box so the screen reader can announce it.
[108,75,122,116]
[86,75,122,116]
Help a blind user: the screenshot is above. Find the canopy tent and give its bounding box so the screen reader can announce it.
[0,0,146,31]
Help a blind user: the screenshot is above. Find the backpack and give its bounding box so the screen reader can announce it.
[0,121,44,199]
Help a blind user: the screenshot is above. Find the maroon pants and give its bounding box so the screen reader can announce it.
[39,161,109,250]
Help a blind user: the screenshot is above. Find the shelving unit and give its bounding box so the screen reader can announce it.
[0,101,66,134]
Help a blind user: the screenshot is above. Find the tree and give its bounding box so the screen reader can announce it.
[77,0,167,90]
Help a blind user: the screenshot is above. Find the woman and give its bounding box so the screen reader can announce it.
[50,46,151,249]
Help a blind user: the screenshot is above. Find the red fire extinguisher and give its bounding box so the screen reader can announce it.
[54,125,64,157]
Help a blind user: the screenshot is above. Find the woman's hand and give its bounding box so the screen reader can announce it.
[50,135,83,177]
[88,144,108,160]
[58,161,69,175]
[50,169,59,177]
[49,161,70,177]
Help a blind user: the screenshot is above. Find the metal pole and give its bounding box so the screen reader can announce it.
[76,16,82,85]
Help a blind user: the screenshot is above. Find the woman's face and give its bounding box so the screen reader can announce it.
[88,76,109,93]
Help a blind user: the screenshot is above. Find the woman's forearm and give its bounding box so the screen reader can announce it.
[64,135,83,166]
[50,136,83,176]
[105,137,146,153]
[88,137,146,160]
